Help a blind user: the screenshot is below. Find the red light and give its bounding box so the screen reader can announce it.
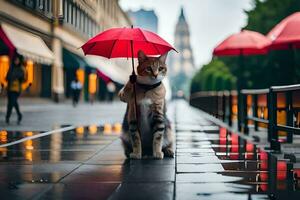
[260,172,268,181]
[277,161,287,181]
[260,151,268,160]
[219,127,227,138]
[260,184,268,192]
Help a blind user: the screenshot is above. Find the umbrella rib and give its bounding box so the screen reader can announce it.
[138,28,163,55]
[85,42,97,55]
[152,43,161,55]
[137,28,148,42]
[108,39,118,59]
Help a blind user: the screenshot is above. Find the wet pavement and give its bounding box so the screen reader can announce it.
[0,99,126,131]
[0,100,300,199]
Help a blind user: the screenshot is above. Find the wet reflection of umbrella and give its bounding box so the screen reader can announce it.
[213,30,271,131]
[81,26,176,121]
[267,12,300,83]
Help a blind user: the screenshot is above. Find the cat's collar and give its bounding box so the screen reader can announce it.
[136,81,162,91]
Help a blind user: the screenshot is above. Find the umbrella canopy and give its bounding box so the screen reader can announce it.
[267,12,300,50]
[213,30,271,56]
[81,27,176,58]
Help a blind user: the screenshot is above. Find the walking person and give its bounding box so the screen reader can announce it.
[106,81,116,102]
[71,77,82,107]
[5,54,26,125]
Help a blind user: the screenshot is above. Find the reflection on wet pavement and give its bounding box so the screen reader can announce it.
[175,101,300,200]
[0,100,300,199]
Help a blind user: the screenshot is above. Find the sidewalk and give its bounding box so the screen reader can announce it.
[0,97,126,131]
[0,100,298,200]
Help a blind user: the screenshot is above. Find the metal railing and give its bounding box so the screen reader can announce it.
[242,84,300,143]
[190,84,300,148]
[190,90,237,126]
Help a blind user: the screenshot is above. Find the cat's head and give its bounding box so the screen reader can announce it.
[137,50,168,84]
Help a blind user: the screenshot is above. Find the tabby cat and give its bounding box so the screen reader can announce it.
[118,50,174,159]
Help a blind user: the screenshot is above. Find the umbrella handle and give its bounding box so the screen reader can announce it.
[130,37,140,135]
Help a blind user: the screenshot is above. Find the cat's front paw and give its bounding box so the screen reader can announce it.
[164,148,174,158]
[153,151,164,159]
[130,152,142,159]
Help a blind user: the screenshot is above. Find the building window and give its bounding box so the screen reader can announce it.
[25,0,35,8]
[64,0,68,22]
[73,5,76,26]
[68,2,72,24]
[81,12,84,31]
[77,8,81,29]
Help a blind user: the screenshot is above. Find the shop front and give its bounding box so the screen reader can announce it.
[0,23,54,98]
[63,48,91,101]
[85,56,130,101]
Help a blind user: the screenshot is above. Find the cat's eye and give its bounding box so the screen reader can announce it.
[146,67,151,72]
[159,67,164,71]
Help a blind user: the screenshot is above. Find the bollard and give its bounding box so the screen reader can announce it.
[88,125,98,135]
[103,123,112,134]
[113,123,122,134]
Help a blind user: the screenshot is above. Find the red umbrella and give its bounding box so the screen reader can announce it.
[213,30,271,56]
[267,12,300,49]
[213,30,271,132]
[81,26,176,75]
[267,12,300,83]
[81,26,176,123]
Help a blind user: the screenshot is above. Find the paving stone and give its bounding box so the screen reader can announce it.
[109,182,174,200]
[175,183,252,200]
[39,182,119,200]
[61,164,124,183]
[176,173,244,183]
[0,163,80,183]
[177,155,228,164]
[0,182,53,200]
[177,163,224,173]
[176,148,214,153]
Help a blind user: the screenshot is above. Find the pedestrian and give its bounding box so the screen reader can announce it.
[106,81,116,102]
[71,77,82,107]
[5,54,26,125]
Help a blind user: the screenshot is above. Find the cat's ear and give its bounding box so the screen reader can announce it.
[159,52,168,64]
[138,50,147,64]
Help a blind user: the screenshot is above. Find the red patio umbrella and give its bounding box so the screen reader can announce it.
[267,12,300,83]
[81,26,176,123]
[213,30,271,56]
[267,12,300,50]
[213,29,271,131]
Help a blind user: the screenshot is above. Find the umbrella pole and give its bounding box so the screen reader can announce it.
[130,39,139,125]
[237,51,244,132]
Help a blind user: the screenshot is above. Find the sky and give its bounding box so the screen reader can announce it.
[120,0,253,68]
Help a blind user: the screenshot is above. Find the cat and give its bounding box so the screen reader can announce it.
[118,50,174,159]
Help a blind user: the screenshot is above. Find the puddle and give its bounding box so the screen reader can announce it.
[176,122,300,198]
[0,125,121,162]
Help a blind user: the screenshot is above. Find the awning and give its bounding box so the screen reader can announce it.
[85,56,131,84]
[63,48,87,69]
[0,23,54,64]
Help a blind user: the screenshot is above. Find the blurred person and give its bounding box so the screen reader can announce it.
[71,77,82,107]
[5,54,26,124]
[107,81,116,102]
[89,93,95,104]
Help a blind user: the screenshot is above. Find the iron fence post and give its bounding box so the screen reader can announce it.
[253,94,258,131]
[286,91,294,143]
[243,93,249,134]
[268,88,277,143]
[228,92,233,126]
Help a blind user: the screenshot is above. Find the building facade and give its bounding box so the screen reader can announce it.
[169,7,195,95]
[127,8,158,33]
[0,0,131,101]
